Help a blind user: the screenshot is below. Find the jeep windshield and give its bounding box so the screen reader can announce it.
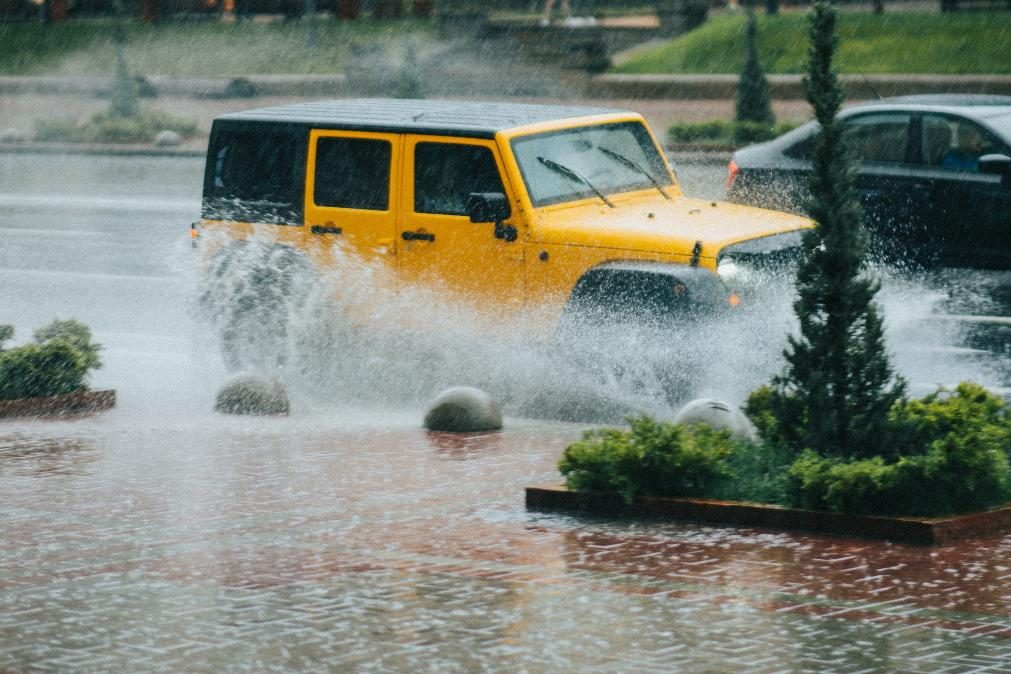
[511,121,673,207]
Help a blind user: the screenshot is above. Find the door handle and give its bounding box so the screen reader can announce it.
[402,231,436,242]
[311,225,343,235]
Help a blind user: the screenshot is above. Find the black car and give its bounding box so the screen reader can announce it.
[727,95,1011,268]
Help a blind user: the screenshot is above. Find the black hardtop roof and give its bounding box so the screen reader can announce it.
[215,98,631,138]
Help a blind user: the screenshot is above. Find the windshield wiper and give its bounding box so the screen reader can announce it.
[598,146,671,200]
[537,156,615,208]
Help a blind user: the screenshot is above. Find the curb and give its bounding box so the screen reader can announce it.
[526,484,1011,545]
[0,74,348,99]
[0,389,116,420]
[589,73,1011,100]
[0,142,205,158]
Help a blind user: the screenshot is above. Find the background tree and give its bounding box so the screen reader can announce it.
[110,0,138,118]
[762,0,904,460]
[735,9,774,127]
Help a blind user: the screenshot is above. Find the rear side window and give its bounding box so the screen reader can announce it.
[414,143,505,216]
[313,137,392,211]
[843,113,912,164]
[202,123,304,225]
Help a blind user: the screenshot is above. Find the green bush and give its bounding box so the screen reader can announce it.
[34,108,197,144]
[559,416,736,503]
[666,120,796,147]
[0,341,88,400]
[890,382,1009,454]
[667,120,733,143]
[755,382,1011,517]
[782,385,1011,516]
[32,319,102,370]
[0,320,102,401]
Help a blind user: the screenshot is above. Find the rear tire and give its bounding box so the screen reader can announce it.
[200,241,314,373]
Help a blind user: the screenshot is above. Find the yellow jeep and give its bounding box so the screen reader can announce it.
[196,99,809,365]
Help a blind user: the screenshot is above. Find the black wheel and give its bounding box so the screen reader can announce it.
[200,241,314,373]
[554,285,702,407]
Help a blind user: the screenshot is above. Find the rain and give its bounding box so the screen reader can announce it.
[2,3,1011,671]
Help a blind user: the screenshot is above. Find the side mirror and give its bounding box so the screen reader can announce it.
[979,154,1011,184]
[467,192,510,224]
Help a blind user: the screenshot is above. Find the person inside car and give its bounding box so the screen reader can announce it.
[941,124,984,172]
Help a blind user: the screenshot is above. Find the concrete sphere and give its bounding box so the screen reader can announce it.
[215,374,290,416]
[673,398,758,442]
[153,130,181,147]
[424,386,502,432]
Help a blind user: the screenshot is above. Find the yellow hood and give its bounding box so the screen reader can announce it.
[529,192,812,262]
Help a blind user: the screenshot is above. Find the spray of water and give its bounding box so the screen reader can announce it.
[195,230,809,422]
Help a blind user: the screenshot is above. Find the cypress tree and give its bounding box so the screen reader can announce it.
[768,0,904,460]
[735,9,774,127]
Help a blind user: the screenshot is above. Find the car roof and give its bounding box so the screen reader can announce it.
[848,94,1011,120]
[215,98,630,139]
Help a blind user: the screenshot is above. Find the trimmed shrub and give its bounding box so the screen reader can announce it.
[559,416,736,502]
[757,382,1011,517]
[667,120,796,147]
[667,120,733,144]
[33,319,102,370]
[0,341,88,400]
[34,109,197,144]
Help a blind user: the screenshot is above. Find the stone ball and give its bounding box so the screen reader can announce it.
[153,130,181,147]
[215,374,290,416]
[424,386,502,432]
[673,398,758,442]
[0,128,25,143]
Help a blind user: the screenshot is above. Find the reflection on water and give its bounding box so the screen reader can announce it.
[0,432,97,478]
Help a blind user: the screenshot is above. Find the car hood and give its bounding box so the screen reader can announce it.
[529,193,812,262]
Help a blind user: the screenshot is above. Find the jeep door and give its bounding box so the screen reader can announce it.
[304,130,401,268]
[398,136,525,316]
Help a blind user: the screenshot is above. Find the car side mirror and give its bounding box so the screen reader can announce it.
[467,192,510,224]
[979,154,1011,186]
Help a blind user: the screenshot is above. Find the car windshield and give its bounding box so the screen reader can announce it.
[510,121,673,207]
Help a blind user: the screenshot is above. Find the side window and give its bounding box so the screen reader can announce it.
[314,136,392,210]
[922,114,1005,173]
[414,143,505,216]
[843,113,912,164]
[204,125,303,224]
[784,133,816,160]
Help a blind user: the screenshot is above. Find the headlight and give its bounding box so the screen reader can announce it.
[717,256,740,279]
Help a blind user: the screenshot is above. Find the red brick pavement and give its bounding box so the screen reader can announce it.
[2,412,1011,672]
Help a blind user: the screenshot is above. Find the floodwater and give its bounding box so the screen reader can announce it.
[2,152,1011,672]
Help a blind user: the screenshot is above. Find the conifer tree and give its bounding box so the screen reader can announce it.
[735,9,774,127]
[768,0,904,459]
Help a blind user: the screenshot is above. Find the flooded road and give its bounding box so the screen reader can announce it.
[2,152,1011,672]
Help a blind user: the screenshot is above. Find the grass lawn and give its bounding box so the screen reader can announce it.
[614,11,1011,74]
[0,18,435,76]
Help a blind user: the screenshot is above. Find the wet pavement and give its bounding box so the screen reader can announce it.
[2,152,1011,671]
[4,412,1011,672]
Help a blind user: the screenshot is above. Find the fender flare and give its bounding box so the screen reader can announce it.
[560,260,729,325]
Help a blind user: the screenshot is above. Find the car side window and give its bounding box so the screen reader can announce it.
[314,136,392,210]
[843,113,912,164]
[414,143,505,216]
[921,114,1005,173]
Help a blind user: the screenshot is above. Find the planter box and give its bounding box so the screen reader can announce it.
[0,389,116,420]
[526,484,1011,545]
